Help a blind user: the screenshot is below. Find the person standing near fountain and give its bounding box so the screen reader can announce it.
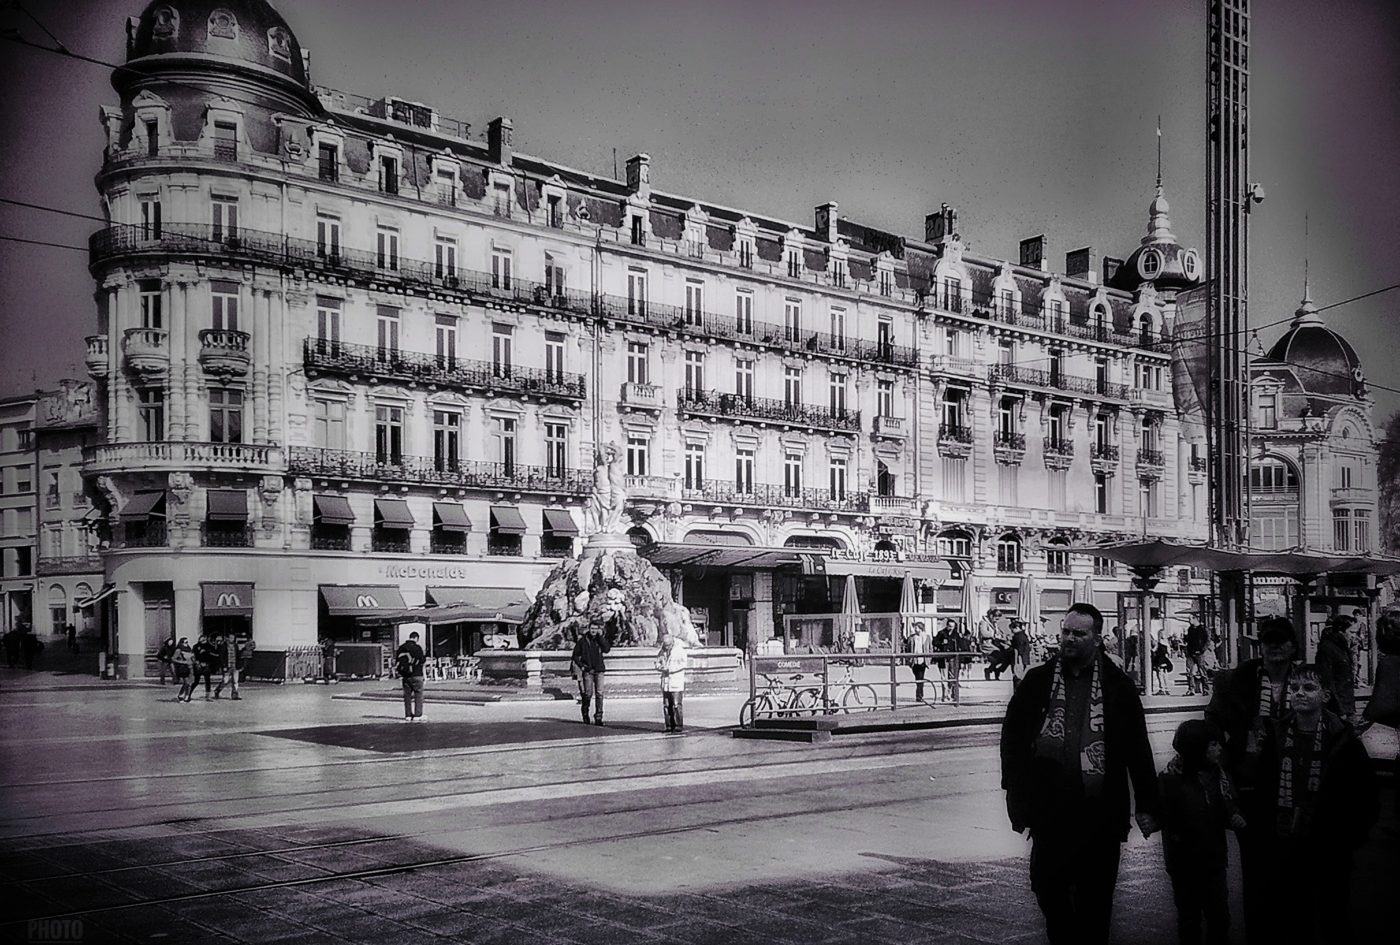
[655,629,689,733]
[571,622,613,726]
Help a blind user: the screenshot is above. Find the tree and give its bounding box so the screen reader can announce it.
[1377,410,1400,554]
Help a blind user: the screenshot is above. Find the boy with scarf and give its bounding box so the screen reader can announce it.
[1000,602,1160,945]
[1158,719,1245,945]
[1254,664,1377,944]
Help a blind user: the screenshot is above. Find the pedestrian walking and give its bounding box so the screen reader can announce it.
[1184,621,1209,694]
[319,636,337,683]
[999,601,1159,945]
[395,631,426,721]
[65,623,78,654]
[155,635,176,685]
[1205,616,1304,945]
[1152,638,1175,695]
[213,633,242,700]
[654,629,688,733]
[1252,664,1378,944]
[172,638,194,702]
[1158,719,1245,945]
[570,624,612,725]
[1009,619,1032,692]
[904,620,932,703]
[20,627,42,670]
[1314,615,1355,723]
[191,633,218,700]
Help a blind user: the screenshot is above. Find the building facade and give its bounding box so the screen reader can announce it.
[0,394,37,636]
[84,0,1212,676]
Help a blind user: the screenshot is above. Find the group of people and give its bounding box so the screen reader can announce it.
[1001,603,1387,945]
[2,622,45,670]
[157,632,254,703]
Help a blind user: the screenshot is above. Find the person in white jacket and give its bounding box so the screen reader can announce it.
[655,630,689,733]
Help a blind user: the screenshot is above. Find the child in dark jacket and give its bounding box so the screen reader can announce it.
[1158,719,1244,945]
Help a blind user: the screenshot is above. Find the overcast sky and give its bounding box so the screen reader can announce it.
[1,0,1397,421]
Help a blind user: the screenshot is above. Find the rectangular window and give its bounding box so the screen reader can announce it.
[312,398,346,449]
[877,318,894,358]
[316,214,340,259]
[211,196,238,243]
[832,258,846,288]
[784,366,802,408]
[735,448,755,493]
[315,297,341,353]
[137,388,165,441]
[1048,405,1067,448]
[1259,394,1277,429]
[146,119,159,156]
[1337,464,1354,489]
[1048,298,1065,327]
[379,154,399,195]
[544,254,565,297]
[941,391,965,431]
[435,166,457,206]
[684,443,705,489]
[829,373,848,417]
[784,299,801,341]
[627,269,647,316]
[830,307,846,350]
[685,280,704,325]
[493,181,512,216]
[627,341,649,385]
[829,457,848,500]
[786,250,801,278]
[684,350,704,393]
[998,398,1017,437]
[1094,414,1110,450]
[545,332,566,383]
[434,236,457,280]
[738,240,753,269]
[208,388,243,444]
[376,227,399,270]
[496,417,517,472]
[1049,470,1067,510]
[376,306,399,361]
[1334,510,1350,551]
[213,120,238,160]
[998,338,1015,365]
[375,404,404,465]
[735,359,755,402]
[941,458,966,503]
[1094,473,1110,514]
[998,466,1019,506]
[139,196,161,240]
[432,410,460,471]
[210,280,239,331]
[879,269,893,297]
[1139,480,1158,518]
[434,314,457,368]
[1049,349,1063,387]
[626,436,649,477]
[491,247,513,290]
[944,328,961,358]
[492,324,513,378]
[629,215,644,245]
[545,423,567,477]
[317,142,338,181]
[547,193,563,228]
[1354,510,1371,552]
[877,380,895,419]
[783,453,803,496]
[1095,356,1109,394]
[735,289,753,334]
[139,280,163,329]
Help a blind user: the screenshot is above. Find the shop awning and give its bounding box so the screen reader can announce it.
[119,491,166,522]
[432,501,471,532]
[642,541,804,570]
[205,490,248,522]
[374,497,414,529]
[824,558,955,582]
[408,587,534,624]
[319,585,407,616]
[1065,539,1400,578]
[76,584,118,608]
[490,505,527,535]
[542,508,579,537]
[202,582,254,617]
[313,494,354,526]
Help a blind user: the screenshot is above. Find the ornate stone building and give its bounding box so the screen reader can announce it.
[84,0,1210,674]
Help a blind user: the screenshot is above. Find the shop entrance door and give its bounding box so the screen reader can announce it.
[143,583,174,675]
[728,606,749,652]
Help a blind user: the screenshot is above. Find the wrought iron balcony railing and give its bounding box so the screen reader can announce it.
[1137,448,1166,467]
[677,389,861,433]
[120,523,167,549]
[1044,439,1075,456]
[681,479,867,513]
[938,423,974,444]
[202,524,253,548]
[988,364,1128,400]
[994,432,1027,451]
[487,539,523,557]
[304,339,586,402]
[288,446,590,495]
[1091,444,1120,462]
[311,529,352,551]
[429,534,468,555]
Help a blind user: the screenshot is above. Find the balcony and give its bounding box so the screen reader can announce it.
[1137,448,1166,472]
[213,140,238,162]
[120,522,167,549]
[1044,439,1075,471]
[1090,443,1120,475]
[677,389,861,435]
[122,327,169,378]
[429,534,468,555]
[372,532,411,554]
[202,524,253,548]
[988,364,1128,401]
[620,382,663,412]
[36,555,103,576]
[937,422,974,458]
[311,529,352,551]
[198,329,251,379]
[681,479,867,514]
[624,474,679,500]
[487,538,523,557]
[1189,456,1207,473]
[865,494,918,516]
[993,431,1027,465]
[927,354,980,380]
[1330,487,1375,509]
[303,339,586,403]
[85,441,284,475]
[872,415,906,439]
[1129,387,1173,408]
[85,335,108,379]
[288,446,590,496]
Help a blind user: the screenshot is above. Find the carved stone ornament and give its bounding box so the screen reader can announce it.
[95,476,118,514]
[258,475,283,507]
[208,9,238,40]
[267,26,291,61]
[168,472,194,508]
[151,6,178,39]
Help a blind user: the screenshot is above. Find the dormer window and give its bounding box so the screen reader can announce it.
[317,142,338,182]
[738,238,754,269]
[212,120,238,161]
[379,153,400,196]
[434,166,456,207]
[1138,248,1163,279]
[630,214,645,246]
[786,249,801,278]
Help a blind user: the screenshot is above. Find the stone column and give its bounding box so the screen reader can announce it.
[167,280,187,441]
[250,287,269,443]
[113,285,133,442]
[266,289,288,447]
[106,285,121,441]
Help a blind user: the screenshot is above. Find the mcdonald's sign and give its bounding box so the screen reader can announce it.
[202,583,255,617]
[356,594,379,609]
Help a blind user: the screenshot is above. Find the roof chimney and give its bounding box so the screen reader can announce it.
[815,202,839,243]
[1102,256,1124,284]
[925,203,959,243]
[487,116,513,166]
[1066,247,1096,282]
[625,153,651,198]
[1019,235,1047,271]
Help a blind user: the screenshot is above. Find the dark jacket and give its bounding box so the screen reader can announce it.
[395,640,426,678]
[1185,623,1208,657]
[571,632,612,673]
[1158,762,1235,875]
[1000,653,1160,841]
[156,639,176,663]
[1314,628,1355,718]
[192,641,220,671]
[1255,711,1377,854]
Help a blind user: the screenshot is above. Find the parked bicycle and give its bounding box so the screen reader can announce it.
[819,659,880,713]
[738,672,822,728]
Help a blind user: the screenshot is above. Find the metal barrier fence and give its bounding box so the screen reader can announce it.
[740,651,981,728]
[781,612,904,653]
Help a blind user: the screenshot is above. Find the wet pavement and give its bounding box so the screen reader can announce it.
[1,664,1393,944]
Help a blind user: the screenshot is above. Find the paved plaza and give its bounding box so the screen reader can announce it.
[0,664,1394,945]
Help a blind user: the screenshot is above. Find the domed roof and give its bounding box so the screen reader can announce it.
[1263,294,1365,397]
[1109,183,1204,293]
[127,0,307,88]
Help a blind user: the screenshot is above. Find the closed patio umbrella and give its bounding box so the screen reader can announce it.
[899,571,919,640]
[960,573,979,639]
[840,574,861,652]
[1017,573,1039,628]
[1073,574,1096,605]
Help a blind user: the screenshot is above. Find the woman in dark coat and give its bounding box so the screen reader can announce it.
[191,634,219,701]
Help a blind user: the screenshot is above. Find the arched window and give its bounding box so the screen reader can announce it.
[1249,456,1301,550]
[48,586,69,633]
[1092,304,1108,339]
[1249,457,1299,494]
[873,539,898,554]
[937,529,973,580]
[996,535,1022,573]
